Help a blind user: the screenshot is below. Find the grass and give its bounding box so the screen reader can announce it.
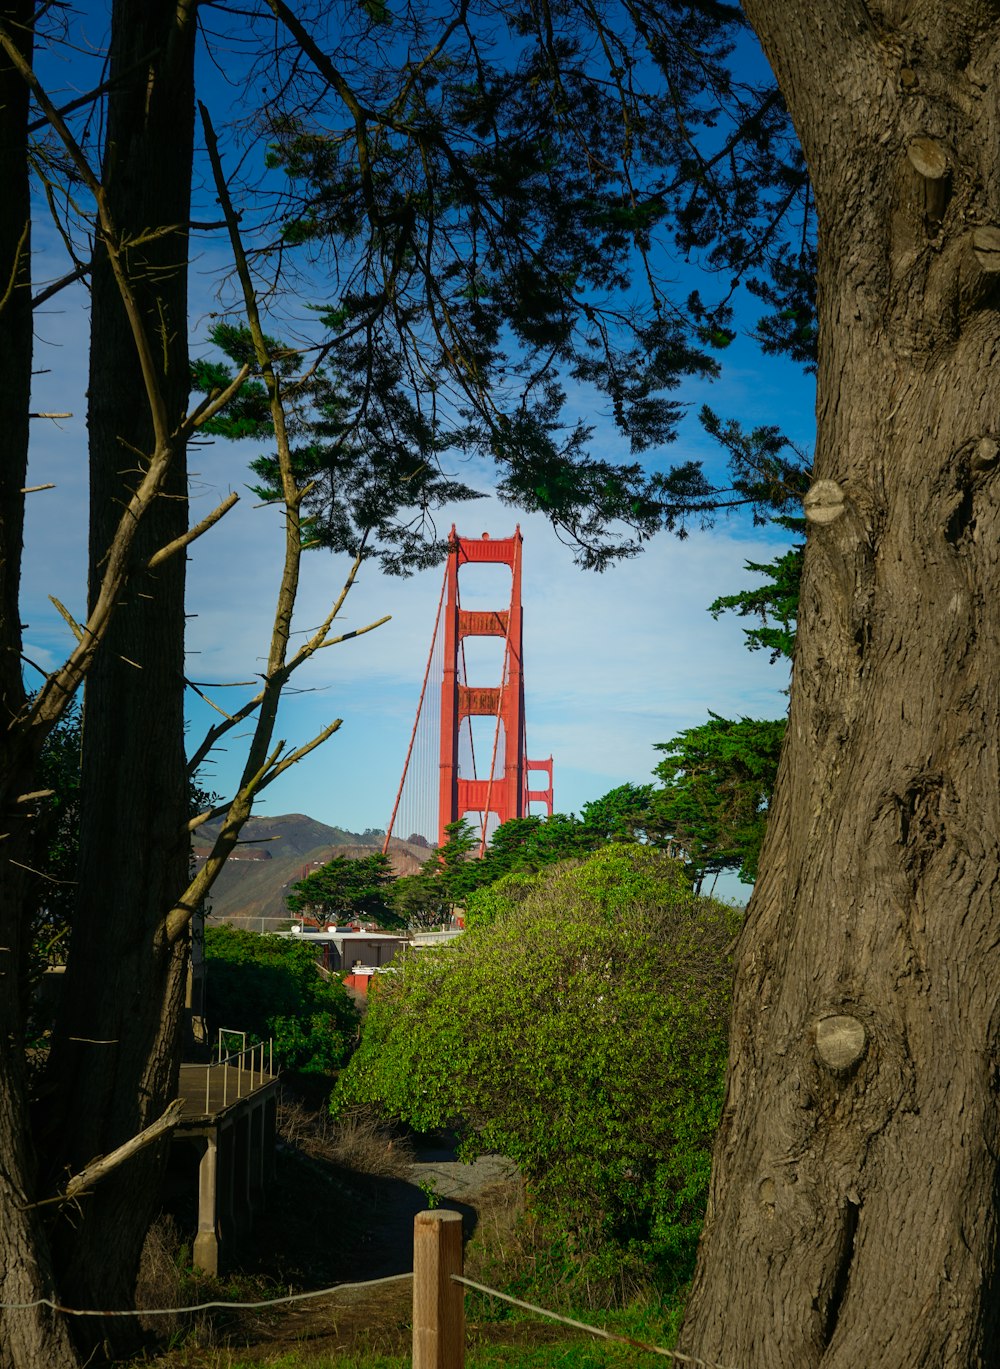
[147,1336,679,1368]
[135,1290,687,1369]
[130,1092,690,1369]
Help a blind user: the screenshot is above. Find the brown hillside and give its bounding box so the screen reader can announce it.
[194,814,430,929]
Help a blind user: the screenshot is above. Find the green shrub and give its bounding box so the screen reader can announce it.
[335,845,738,1297]
[205,926,359,1074]
[463,870,539,930]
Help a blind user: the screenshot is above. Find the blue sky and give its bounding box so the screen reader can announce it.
[22,4,813,895]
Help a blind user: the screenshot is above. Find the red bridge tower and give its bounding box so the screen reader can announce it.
[438,528,553,849]
[383,527,553,855]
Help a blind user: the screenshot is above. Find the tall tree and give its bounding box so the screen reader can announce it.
[287,851,400,927]
[21,0,989,1362]
[0,7,83,1363]
[247,0,791,567]
[39,5,199,1343]
[679,6,1000,1366]
[1,5,293,1360]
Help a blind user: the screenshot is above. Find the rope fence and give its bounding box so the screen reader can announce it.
[453,1274,736,1369]
[0,1210,736,1369]
[0,1270,412,1317]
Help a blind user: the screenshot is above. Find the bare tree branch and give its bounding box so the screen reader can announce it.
[176,364,252,440]
[165,105,391,943]
[48,596,83,643]
[146,491,239,571]
[32,260,91,308]
[255,718,343,789]
[0,220,28,314]
[59,1100,184,1205]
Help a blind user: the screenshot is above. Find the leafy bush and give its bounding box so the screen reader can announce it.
[335,845,738,1298]
[462,871,538,930]
[205,927,359,1074]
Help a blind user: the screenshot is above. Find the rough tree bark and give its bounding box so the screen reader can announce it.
[38,0,198,1357]
[0,6,83,1365]
[681,3,1000,1366]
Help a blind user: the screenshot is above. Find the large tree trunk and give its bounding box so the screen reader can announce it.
[680,5,1000,1366]
[0,8,82,1366]
[38,1,198,1356]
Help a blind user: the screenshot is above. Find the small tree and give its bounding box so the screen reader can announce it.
[391,820,479,927]
[387,869,452,932]
[650,715,787,888]
[287,852,400,928]
[580,783,657,843]
[478,813,594,879]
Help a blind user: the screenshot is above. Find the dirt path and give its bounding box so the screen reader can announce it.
[201,1141,528,1362]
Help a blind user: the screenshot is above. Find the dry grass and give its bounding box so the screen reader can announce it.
[464,1175,530,1286]
[277,1097,414,1179]
[136,1214,187,1337]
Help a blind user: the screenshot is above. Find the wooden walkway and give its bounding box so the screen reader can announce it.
[177,1061,275,1119]
[172,1059,279,1275]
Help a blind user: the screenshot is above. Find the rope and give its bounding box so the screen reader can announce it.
[453,1276,738,1369]
[0,1270,413,1318]
[0,1265,737,1369]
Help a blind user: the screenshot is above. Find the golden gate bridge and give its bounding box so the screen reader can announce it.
[383,527,554,857]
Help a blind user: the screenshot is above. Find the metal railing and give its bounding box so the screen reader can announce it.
[199,1029,275,1114]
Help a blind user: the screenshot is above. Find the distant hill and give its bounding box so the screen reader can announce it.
[193,813,431,930]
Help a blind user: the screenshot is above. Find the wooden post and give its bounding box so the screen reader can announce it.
[413,1209,465,1369]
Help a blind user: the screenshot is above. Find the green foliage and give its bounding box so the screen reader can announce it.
[392,809,650,928]
[748,241,819,371]
[479,813,596,879]
[28,701,82,971]
[389,820,480,928]
[579,783,656,842]
[463,870,539,931]
[243,0,812,570]
[336,846,737,1297]
[191,323,479,577]
[386,867,452,931]
[287,852,401,928]
[657,407,811,538]
[650,714,786,887]
[709,520,803,661]
[204,927,358,1074]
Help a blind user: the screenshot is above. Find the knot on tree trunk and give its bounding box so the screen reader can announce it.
[804,480,846,524]
[814,1013,867,1073]
[971,436,1000,471]
[972,226,1000,272]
